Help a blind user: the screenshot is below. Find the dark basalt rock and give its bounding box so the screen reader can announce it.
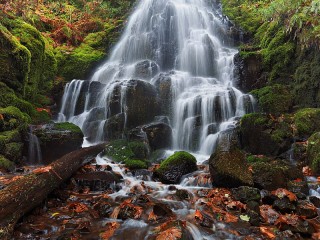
[234,52,264,92]
[103,113,125,140]
[240,113,294,156]
[33,122,84,164]
[142,122,172,151]
[74,171,122,191]
[296,200,318,219]
[231,186,261,203]
[134,60,159,79]
[272,197,296,214]
[251,161,302,191]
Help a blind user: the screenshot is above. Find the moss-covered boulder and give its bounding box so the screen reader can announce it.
[33,122,84,164]
[124,159,148,170]
[103,139,149,162]
[251,161,302,191]
[251,84,293,114]
[294,108,320,138]
[307,132,320,174]
[240,113,293,156]
[154,151,197,184]
[0,106,30,131]
[0,155,15,172]
[0,130,21,153]
[209,147,253,188]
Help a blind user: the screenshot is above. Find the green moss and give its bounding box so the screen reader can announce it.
[124,159,148,170]
[246,155,269,163]
[251,84,293,114]
[294,108,320,137]
[157,151,196,174]
[0,106,31,131]
[4,142,23,162]
[307,132,320,174]
[0,155,15,171]
[33,110,51,125]
[241,113,271,128]
[54,122,82,134]
[0,130,21,152]
[103,139,149,162]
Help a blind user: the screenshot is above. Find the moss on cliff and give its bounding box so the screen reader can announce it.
[294,108,320,137]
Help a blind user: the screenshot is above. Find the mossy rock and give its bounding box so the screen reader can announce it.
[0,155,15,172]
[154,151,197,184]
[251,160,302,190]
[0,106,31,131]
[103,139,148,162]
[54,122,82,134]
[307,132,320,174]
[0,130,21,152]
[240,113,293,156]
[3,142,23,162]
[251,84,293,114]
[124,159,148,170]
[209,147,253,188]
[294,108,320,137]
[246,154,269,163]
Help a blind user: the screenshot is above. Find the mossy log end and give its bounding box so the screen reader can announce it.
[0,144,105,238]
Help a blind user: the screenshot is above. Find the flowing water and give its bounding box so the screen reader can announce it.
[55,1,256,238]
[57,0,254,153]
[27,126,42,165]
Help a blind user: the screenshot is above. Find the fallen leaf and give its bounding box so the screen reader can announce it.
[272,188,297,202]
[156,227,182,240]
[260,205,280,224]
[240,215,250,222]
[100,222,120,240]
[195,210,203,221]
[260,226,276,239]
[68,202,89,213]
[148,211,157,221]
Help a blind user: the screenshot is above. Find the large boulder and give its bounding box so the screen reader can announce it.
[209,128,253,188]
[240,113,293,156]
[133,60,159,79]
[33,122,84,164]
[154,151,197,184]
[251,160,302,191]
[294,108,320,138]
[142,122,172,151]
[107,79,161,129]
[152,72,173,115]
[209,148,253,188]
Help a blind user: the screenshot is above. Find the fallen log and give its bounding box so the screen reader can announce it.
[0,144,105,238]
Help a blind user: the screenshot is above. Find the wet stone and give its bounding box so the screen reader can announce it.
[231,186,261,203]
[273,198,296,214]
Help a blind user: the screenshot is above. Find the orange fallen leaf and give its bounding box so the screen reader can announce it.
[195,210,203,221]
[100,222,120,240]
[148,211,157,221]
[68,202,89,213]
[33,166,52,174]
[156,227,182,240]
[260,226,276,239]
[272,188,297,202]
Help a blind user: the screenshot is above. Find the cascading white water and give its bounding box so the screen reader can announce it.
[28,127,42,165]
[58,0,254,154]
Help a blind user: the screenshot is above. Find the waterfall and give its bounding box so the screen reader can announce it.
[28,127,42,165]
[58,0,254,154]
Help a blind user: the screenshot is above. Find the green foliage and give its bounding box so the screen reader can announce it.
[294,108,320,137]
[251,84,293,114]
[0,155,15,172]
[124,159,148,170]
[157,151,196,174]
[4,142,23,162]
[307,132,320,173]
[0,130,21,152]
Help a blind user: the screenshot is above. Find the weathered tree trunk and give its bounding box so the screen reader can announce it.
[0,144,105,238]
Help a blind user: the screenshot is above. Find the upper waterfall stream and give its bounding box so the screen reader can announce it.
[58,0,254,155]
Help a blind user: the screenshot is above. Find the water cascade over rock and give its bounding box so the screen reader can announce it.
[58,0,254,154]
